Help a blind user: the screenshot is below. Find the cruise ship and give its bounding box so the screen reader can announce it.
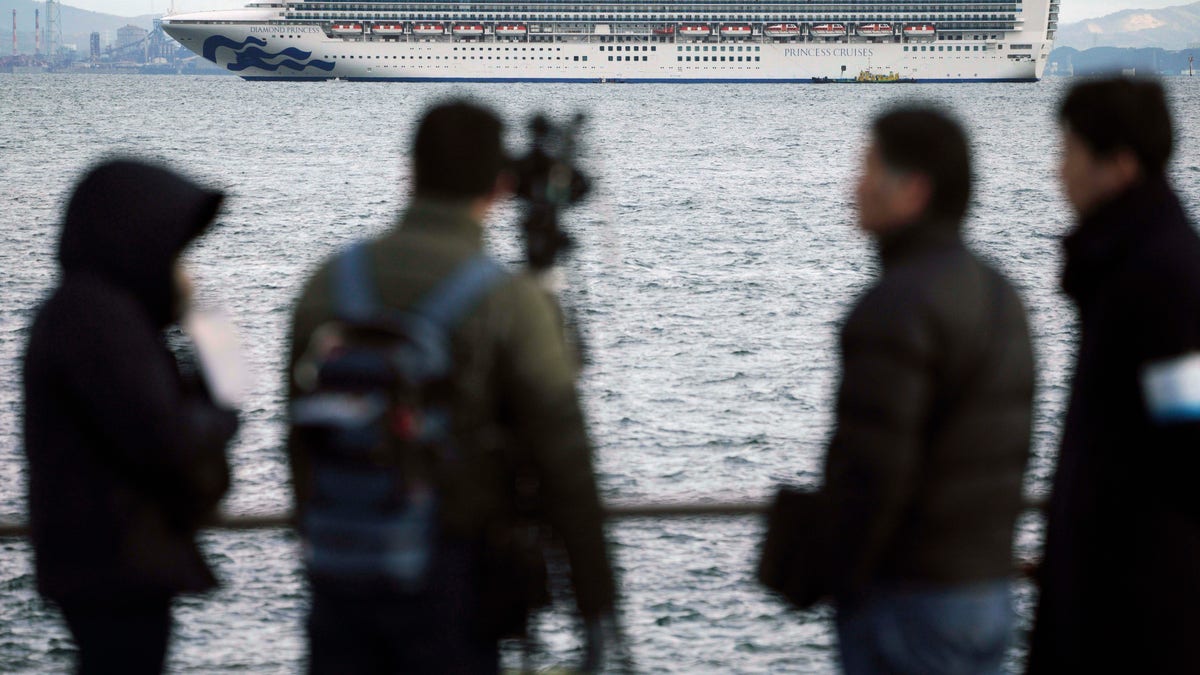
[161,0,1059,82]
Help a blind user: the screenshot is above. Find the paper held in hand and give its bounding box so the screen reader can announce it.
[183,310,249,409]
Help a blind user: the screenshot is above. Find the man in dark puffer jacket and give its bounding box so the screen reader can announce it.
[23,159,238,675]
[823,108,1034,674]
[1028,78,1200,674]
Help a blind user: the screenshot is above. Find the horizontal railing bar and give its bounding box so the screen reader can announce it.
[0,498,1048,538]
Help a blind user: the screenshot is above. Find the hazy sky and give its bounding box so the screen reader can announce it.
[63,0,1198,24]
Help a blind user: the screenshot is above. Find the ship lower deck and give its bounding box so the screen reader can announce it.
[163,16,1048,82]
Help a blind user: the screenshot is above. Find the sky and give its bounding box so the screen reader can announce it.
[56,0,1198,25]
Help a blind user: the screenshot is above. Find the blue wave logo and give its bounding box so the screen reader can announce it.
[202,35,335,73]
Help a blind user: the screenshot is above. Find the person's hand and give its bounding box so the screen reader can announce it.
[582,613,635,674]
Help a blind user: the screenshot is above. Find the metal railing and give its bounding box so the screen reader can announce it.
[0,498,1047,538]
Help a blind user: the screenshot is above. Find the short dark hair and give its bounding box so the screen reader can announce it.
[413,100,506,200]
[1058,77,1174,177]
[872,106,972,225]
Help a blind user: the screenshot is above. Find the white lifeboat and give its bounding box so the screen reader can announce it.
[412,23,445,36]
[903,23,937,38]
[372,23,405,36]
[452,23,485,37]
[763,23,800,38]
[495,23,527,37]
[858,23,893,37]
[720,24,752,38]
[679,24,711,39]
[330,23,363,36]
[811,23,847,37]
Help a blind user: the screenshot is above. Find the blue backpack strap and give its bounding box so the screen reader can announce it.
[332,242,378,322]
[412,254,508,331]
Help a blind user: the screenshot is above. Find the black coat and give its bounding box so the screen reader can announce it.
[23,160,238,603]
[825,221,1034,598]
[1028,179,1200,673]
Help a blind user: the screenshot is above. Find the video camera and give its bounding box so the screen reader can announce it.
[510,113,590,271]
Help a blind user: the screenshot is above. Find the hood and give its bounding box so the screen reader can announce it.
[58,159,224,326]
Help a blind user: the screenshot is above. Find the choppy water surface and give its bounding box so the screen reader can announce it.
[2,74,1199,673]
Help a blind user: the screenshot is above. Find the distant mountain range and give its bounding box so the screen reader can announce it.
[0,0,156,52]
[1056,1,1200,50]
[1049,45,1200,76]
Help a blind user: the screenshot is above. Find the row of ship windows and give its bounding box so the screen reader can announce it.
[452,45,564,50]
[677,44,761,51]
[905,44,987,51]
[672,55,761,61]
[322,53,593,60]
[292,13,1018,21]
[298,3,1021,10]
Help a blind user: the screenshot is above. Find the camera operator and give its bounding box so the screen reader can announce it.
[286,100,627,673]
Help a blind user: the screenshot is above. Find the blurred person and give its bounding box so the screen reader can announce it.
[286,100,624,674]
[820,107,1035,674]
[23,159,238,675]
[1028,77,1200,673]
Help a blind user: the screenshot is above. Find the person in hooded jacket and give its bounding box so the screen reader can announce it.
[23,159,238,675]
[1027,78,1200,674]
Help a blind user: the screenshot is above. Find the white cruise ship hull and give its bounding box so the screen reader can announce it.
[163,3,1054,83]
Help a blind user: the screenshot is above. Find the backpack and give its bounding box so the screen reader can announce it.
[290,242,507,591]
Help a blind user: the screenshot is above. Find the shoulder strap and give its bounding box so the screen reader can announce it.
[332,242,378,323]
[330,244,507,330]
[411,254,508,331]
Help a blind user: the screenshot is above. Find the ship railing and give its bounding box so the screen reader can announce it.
[0,498,1048,577]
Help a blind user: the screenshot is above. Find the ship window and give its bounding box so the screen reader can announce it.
[574,55,579,61]
[583,56,587,61]
[755,56,760,61]
[677,56,681,62]
[651,46,656,51]
[608,56,612,61]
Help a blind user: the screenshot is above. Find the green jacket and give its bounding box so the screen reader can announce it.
[286,198,615,617]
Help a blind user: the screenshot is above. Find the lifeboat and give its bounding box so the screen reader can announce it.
[495,23,527,37]
[652,25,676,35]
[330,23,363,36]
[412,23,444,36]
[858,23,893,37]
[679,24,711,39]
[903,23,936,38]
[811,23,847,38]
[719,24,752,38]
[452,23,485,38]
[372,23,405,36]
[763,23,800,38]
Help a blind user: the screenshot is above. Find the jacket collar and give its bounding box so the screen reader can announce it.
[396,197,485,248]
[1062,177,1184,304]
[877,218,963,271]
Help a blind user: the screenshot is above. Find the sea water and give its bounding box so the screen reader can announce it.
[2,74,1199,673]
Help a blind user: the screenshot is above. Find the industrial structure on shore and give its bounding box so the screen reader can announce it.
[3,0,183,73]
